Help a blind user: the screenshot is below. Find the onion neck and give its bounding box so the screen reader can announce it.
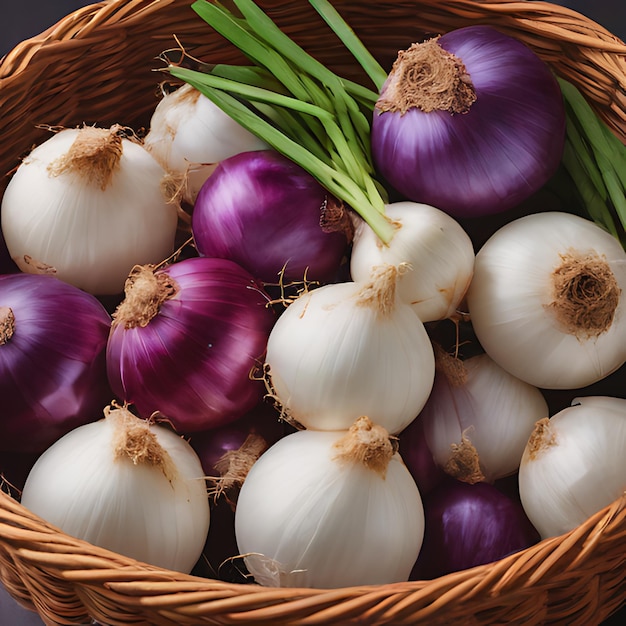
[332,416,396,478]
[0,306,15,345]
[113,265,178,329]
[526,417,557,461]
[376,36,476,115]
[210,433,269,508]
[47,125,125,190]
[356,263,407,318]
[547,250,620,339]
[443,430,485,484]
[107,404,175,480]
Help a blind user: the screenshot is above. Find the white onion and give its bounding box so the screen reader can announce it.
[265,266,435,434]
[466,212,626,389]
[1,126,178,295]
[420,351,549,483]
[350,201,475,322]
[235,417,424,588]
[144,83,269,203]
[518,396,626,539]
[21,404,210,573]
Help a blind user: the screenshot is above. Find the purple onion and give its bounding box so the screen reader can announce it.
[106,257,276,433]
[411,478,540,580]
[0,273,112,453]
[192,150,350,284]
[399,416,446,497]
[372,25,565,218]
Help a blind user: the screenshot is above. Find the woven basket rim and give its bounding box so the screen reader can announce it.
[1,1,626,624]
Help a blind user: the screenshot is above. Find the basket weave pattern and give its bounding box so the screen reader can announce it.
[1,1,626,624]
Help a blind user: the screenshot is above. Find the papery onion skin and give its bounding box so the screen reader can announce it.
[371,25,565,218]
[466,212,626,389]
[0,273,112,453]
[192,150,350,284]
[411,478,540,580]
[106,257,276,433]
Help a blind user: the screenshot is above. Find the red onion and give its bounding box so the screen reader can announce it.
[411,478,540,580]
[398,415,446,497]
[191,150,351,284]
[0,273,112,453]
[372,25,565,218]
[106,257,276,433]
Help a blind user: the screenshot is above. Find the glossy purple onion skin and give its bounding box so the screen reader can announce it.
[410,478,540,580]
[0,274,112,453]
[106,257,276,433]
[372,25,566,218]
[192,150,349,284]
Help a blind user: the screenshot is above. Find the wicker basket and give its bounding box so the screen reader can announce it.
[1,1,625,624]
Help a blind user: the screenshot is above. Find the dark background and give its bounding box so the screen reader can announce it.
[1,1,625,624]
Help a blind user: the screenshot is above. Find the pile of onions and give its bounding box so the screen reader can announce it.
[0,273,112,453]
[371,25,566,217]
[106,257,276,434]
[21,404,210,574]
[1,126,179,295]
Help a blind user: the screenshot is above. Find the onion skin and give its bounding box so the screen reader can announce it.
[0,274,112,453]
[192,150,350,284]
[372,25,565,218]
[106,257,276,433]
[411,478,540,579]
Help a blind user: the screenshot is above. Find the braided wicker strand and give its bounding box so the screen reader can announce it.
[1,1,626,624]
[0,489,625,624]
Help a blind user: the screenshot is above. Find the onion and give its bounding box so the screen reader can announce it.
[466,211,626,389]
[144,83,269,204]
[21,404,210,574]
[411,478,540,579]
[0,273,112,453]
[1,126,179,295]
[519,396,626,539]
[350,201,475,322]
[418,349,549,484]
[265,265,435,434]
[191,150,351,284]
[371,25,565,217]
[235,416,425,588]
[106,257,276,433]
